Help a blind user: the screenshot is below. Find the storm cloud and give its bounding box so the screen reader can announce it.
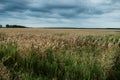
[0,0,120,28]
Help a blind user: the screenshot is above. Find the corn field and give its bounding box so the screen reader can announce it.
[0,28,120,80]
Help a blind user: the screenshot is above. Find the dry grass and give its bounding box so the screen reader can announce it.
[0,28,120,55]
[0,28,119,35]
[0,28,120,80]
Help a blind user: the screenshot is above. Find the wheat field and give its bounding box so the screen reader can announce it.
[0,28,120,80]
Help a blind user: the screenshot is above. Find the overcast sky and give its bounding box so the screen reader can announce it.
[0,0,120,28]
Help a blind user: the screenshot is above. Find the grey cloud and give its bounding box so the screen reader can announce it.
[0,0,118,17]
[27,0,120,19]
[0,0,120,28]
[0,0,29,12]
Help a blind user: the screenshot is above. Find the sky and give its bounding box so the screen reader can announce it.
[0,0,120,28]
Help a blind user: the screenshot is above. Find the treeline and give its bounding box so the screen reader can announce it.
[0,24,27,28]
[0,24,2,28]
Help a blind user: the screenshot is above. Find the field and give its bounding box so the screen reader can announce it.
[0,28,120,80]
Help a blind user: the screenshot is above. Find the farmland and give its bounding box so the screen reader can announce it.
[0,28,120,80]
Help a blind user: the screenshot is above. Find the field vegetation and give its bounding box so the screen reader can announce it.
[0,29,120,80]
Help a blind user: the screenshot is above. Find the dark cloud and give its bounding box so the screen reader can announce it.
[0,0,118,17]
[44,4,77,9]
[29,8,51,13]
[0,0,120,28]
[0,0,29,12]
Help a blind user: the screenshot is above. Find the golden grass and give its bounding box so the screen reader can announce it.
[0,28,119,52]
[0,28,120,80]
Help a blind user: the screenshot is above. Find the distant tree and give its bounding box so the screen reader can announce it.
[12,25,26,28]
[6,24,27,28]
[0,25,2,28]
[6,24,9,28]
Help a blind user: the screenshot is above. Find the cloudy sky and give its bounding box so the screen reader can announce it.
[0,0,120,28]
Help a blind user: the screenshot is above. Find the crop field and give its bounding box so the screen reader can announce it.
[0,28,120,80]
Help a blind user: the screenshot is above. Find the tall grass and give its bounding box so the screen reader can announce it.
[0,34,120,80]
